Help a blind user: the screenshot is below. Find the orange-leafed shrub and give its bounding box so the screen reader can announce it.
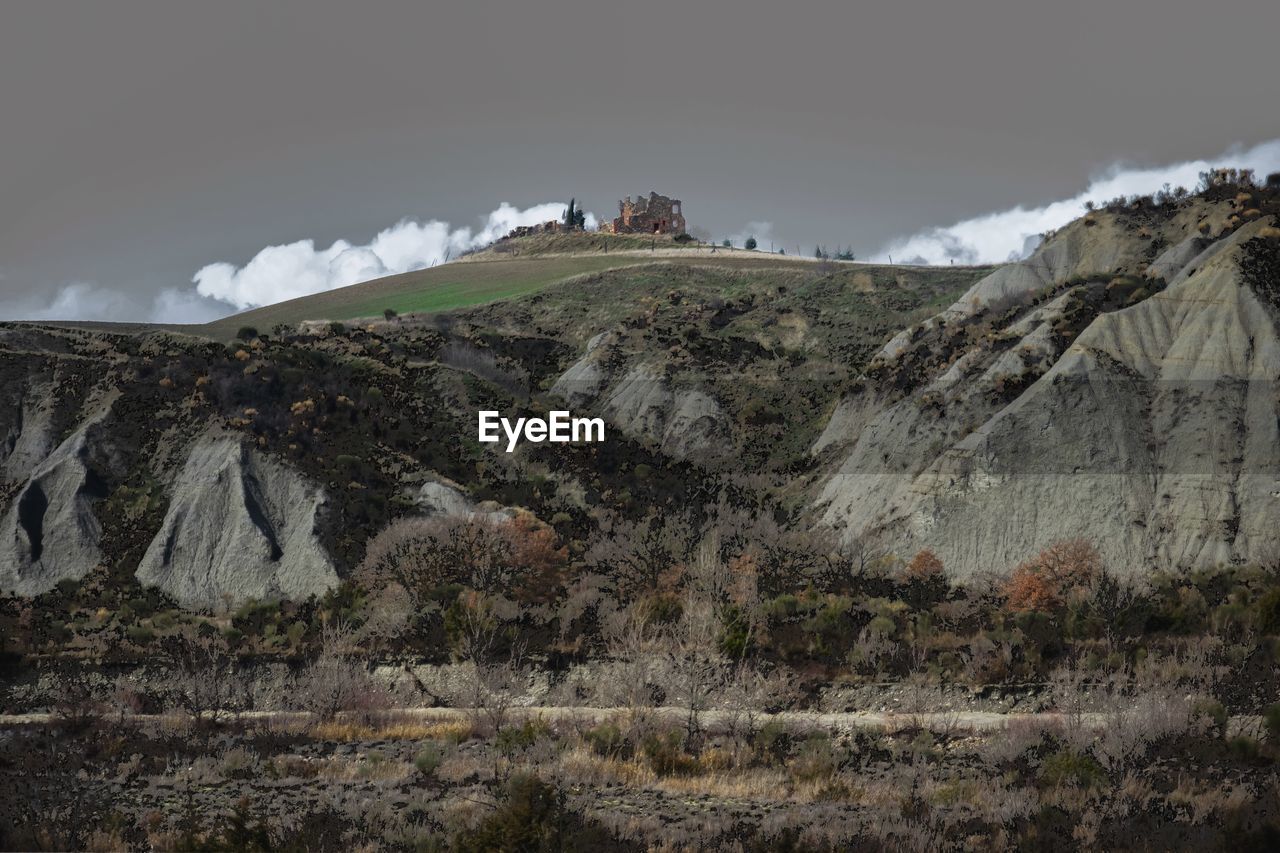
[904,549,945,583]
[1004,539,1101,612]
[901,547,949,606]
[506,512,570,603]
[1003,566,1060,613]
[726,551,761,609]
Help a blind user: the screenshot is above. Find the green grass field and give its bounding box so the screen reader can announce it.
[196,246,844,339]
[197,255,643,338]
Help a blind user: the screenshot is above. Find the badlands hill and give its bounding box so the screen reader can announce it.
[816,178,1280,577]
[0,250,984,608]
[2,177,1279,609]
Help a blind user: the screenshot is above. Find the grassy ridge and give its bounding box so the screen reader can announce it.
[21,233,995,342]
[198,247,860,339]
[199,255,639,339]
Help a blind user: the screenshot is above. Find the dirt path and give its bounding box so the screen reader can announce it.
[0,705,1262,735]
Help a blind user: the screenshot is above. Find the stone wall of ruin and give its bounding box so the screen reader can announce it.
[611,192,686,234]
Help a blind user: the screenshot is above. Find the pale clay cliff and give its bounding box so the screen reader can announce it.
[134,434,338,609]
[0,415,105,596]
[815,210,1280,578]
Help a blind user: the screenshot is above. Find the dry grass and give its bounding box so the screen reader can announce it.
[552,742,844,803]
[1166,778,1255,825]
[555,745,656,787]
[314,751,415,782]
[654,766,794,801]
[309,717,473,742]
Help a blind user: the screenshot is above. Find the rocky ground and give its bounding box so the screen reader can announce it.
[3,700,1278,851]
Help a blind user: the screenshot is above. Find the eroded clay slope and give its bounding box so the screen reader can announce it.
[135,435,338,609]
[817,208,1280,577]
[550,334,731,460]
[0,417,106,595]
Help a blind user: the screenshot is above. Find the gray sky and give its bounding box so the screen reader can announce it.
[2,0,1279,321]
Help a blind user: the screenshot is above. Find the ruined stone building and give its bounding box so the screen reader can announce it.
[606,192,686,234]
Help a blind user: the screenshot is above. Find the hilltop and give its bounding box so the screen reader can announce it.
[193,234,841,340]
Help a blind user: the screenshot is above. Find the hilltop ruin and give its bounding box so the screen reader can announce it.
[603,192,686,235]
[499,192,690,241]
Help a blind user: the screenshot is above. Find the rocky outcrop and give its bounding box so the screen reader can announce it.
[1147,235,1212,282]
[875,209,1226,362]
[410,477,509,522]
[0,380,57,485]
[135,435,337,609]
[551,334,732,460]
[549,332,613,405]
[601,366,731,458]
[0,420,105,595]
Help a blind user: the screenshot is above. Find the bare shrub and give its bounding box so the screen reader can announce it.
[162,633,249,724]
[721,664,797,740]
[50,669,104,731]
[583,510,694,598]
[358,512,567,604]
[84,827,129,852]
[1086,568,1146,643]
[437,339,527,393]
[453,656,527,737]
[291,623,391,723]
[652,596,730,746]
[1091,688,1193,770]
[849,624,898,676]
[978,716,1058,765]
[448,592,528,735]
[1047,663,1096,746]
[106,675,148,727]
[353,581,414,648]
[1134,636,1228,692]
[896,674,950,732]
[702,502,884,594]
[555,572,618,649]
[961,632,1016,685]
[594,611,663,719]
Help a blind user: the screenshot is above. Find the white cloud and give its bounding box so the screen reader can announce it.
[13,282,145,322]
[193,201,594,311]
[473,201,597,248]
[874,139,1280,265]
[9,281,236,324]
[4,201,593,324]
[149,287,237,324]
